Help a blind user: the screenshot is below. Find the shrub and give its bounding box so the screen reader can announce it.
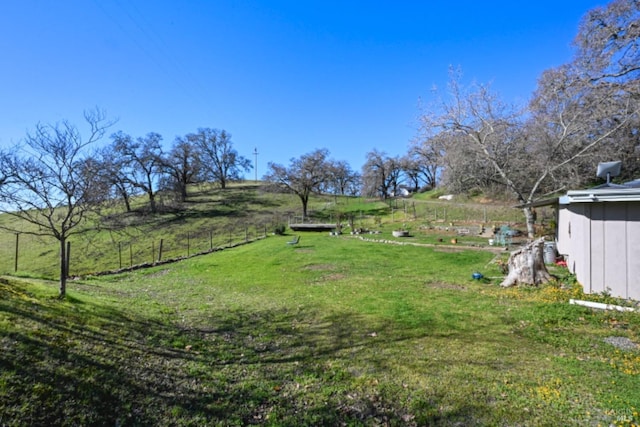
[273,223,286,235]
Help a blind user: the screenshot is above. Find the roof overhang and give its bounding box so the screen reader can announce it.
[514,197,559,209]
[560,188,640,204]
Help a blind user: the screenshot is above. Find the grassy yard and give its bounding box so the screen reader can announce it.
[0,184,526,280]
[1,232,639,426]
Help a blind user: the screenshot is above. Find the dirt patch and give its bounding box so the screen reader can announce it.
[304,264,337,271]
[294,248,315,254]
[308,273,347,285]
[425,282,467,291]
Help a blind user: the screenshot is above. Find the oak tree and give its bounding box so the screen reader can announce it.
[264,148,332,219]
[187,128,251,189]
[0,110,112,298]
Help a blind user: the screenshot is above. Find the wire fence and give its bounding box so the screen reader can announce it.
[0,201,555,279]
[0,222,269,279]
[316,199,555,230]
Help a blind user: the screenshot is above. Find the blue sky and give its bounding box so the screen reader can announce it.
[0,1,606,175]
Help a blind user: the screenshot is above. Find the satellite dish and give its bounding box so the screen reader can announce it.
[596,161,622,185]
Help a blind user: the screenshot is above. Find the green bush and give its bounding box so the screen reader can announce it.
[273,223,286,235]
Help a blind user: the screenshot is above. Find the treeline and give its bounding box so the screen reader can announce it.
[97,126,252,214]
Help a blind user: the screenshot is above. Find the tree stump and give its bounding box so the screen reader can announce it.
[500,237,552,287]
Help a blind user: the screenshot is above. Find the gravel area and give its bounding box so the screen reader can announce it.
[603,336,638,351]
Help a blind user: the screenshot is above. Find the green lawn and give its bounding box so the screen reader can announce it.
[1,232,639,426]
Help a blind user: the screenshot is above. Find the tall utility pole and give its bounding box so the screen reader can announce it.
[253,147,258,182]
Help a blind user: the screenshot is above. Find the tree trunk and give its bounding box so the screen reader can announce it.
[301,195,309,220]
[148,191,157,213]
[500,237,552,287]
[123,192,131,212]
[59,238,67,298]
[523,206,536,239]
[116,186,132,212]
[180,183,188,202]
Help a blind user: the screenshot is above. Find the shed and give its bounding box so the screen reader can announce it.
[556,187,640,300]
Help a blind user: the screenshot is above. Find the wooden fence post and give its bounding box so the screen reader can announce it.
[158,239,164,262]
[14,233,19,272]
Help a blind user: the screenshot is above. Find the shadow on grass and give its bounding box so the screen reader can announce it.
[1,280,497,426]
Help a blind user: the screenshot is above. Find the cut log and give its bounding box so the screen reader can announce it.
[500,237,552,287]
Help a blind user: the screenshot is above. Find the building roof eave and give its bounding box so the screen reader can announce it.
[513,197,559,209]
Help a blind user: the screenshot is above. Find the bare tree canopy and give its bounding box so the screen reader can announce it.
[264,148,332,219]
[111,131,165,213]
[162,137,204,202]
[0,109,113,298]
[361,150,403,199]
[187,128,251,189]
[574,0,640,83]
[326,160,361,196]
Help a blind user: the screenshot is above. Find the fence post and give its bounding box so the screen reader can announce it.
[118,242,122,269]
[129,243,133,267]
[210,230,213,250]
[14,233,19,272]
[158,239,164,262]
[187,232,190,257]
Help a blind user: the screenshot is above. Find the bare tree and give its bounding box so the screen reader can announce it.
[574,0,640,84]
[361,150,403,199]
[408,131,447,190]
[111,131,165,213]
[423,57,639,239]
[569,0,640,180]
[327,160,361,196]
[188,128,251,189]
[264,148,331,219]
[0,110,112,298]
[90,145,137,212]
[162,137,203,202]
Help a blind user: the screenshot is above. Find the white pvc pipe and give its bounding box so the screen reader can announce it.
[569,299,636,312]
